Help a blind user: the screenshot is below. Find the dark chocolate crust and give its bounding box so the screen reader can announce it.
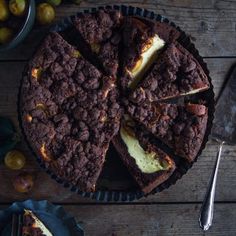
[112,128,176,194]
[21,32,121,192]
[127,102,208,162]
[130,42,210,103]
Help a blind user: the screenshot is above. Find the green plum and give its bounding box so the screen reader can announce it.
[9,0,27,17]
[36,3,55,25]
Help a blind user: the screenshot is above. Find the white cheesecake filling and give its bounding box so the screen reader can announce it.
[120,125,168,174]
[127,34,165,88]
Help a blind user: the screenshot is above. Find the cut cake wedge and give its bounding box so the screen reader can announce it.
[112,117,176,194]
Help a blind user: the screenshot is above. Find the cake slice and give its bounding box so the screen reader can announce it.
[127,101,208,162]
[120,17,165,89]
[22,210,52,236]
[73,9,122,76]
[130,42,210,103]
[48,56,121,192]
[112,117,175,194]
[21,32,121,192]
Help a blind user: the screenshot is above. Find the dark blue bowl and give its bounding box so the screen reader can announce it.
[0,0,35,52]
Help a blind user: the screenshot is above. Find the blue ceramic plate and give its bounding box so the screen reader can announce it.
[0,200,84,236]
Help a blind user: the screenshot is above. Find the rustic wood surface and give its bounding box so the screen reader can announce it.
[1,0,236,235]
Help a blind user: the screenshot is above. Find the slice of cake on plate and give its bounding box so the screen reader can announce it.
[127,101,208,162]
[120,17,181,90]
[112,117,176,194]
[22,210,52,236]
[129,42,210,103]
[73,9,122,76]
[21,32,121,192]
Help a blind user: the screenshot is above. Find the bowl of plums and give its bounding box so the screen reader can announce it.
[0,0,35,52]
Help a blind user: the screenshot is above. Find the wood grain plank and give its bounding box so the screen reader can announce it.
[1,203,235,236]
[1,0,236,60]
[63,203,236,236]
[0,58,235,203]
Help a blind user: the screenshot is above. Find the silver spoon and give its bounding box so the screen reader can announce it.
[199,141,224,231]
[199,65,236,231]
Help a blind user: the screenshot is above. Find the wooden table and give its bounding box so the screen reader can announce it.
[1,0,236,235]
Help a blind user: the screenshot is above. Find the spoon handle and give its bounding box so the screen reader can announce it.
[199,141,224,231]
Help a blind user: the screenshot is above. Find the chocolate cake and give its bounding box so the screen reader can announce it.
[20,9,212,194]
[112,117,175,194]
[127,101,208,162]
[73,9,122,76]
[129,42,210,103]
[22,210,52,236]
